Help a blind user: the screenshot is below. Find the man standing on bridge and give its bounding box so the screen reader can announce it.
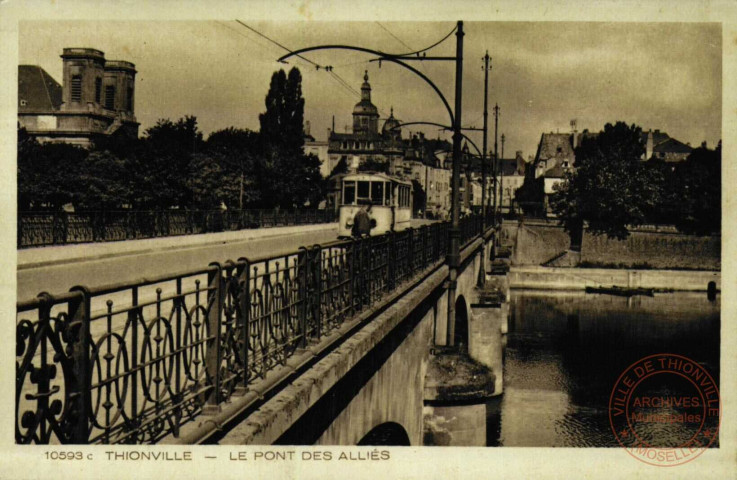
[352,204,372,238]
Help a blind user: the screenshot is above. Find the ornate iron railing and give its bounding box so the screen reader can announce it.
[16,216,488,444]
[17,209,338,248]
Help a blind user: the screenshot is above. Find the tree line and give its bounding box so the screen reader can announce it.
[18,67,324,212]
[517,121,721,238]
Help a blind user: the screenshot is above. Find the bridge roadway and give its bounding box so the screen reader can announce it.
[18,219,435,303]
[18,223,339,303]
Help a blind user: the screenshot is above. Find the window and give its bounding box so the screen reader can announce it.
[104,85,115,110]
[95,78,102,103]
[371,181,384,205]
[385,182,391,205]
[343,181,356,205]
[357,181,370,203]
[126,86,133,111]
[71,75,82,102]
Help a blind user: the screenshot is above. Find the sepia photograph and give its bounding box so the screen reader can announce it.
[2,1,735,479]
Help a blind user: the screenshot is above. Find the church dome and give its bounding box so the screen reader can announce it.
[353,101,378,115]
[353,70,378,117]
[382,107,401,135]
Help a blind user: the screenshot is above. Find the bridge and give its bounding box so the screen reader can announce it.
[16,214,508,446]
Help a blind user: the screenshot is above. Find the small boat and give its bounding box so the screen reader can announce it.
[585,286,654,297]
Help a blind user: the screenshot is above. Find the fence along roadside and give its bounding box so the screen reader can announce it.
[17,217,487,444]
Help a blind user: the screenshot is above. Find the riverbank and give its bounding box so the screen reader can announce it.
[508,265,720,291]
[503,222,721,270]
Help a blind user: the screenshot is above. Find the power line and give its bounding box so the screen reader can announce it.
[235,20,322,69]
[232,20,367,103]
[229,21,389,119]
[216,21,276,54]
[381,23,457,57]
[376,22,415,52]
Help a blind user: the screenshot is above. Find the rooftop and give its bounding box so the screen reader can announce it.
[18,65,62,112]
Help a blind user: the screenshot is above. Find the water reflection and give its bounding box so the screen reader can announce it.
[488,290,720,447]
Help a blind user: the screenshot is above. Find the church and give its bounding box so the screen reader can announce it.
[324,71,453,217]
[18,48,139,147]
[326,71,451,178]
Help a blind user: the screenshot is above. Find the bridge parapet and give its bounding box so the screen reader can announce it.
[16,215,490,445]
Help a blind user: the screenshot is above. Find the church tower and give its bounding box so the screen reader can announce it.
[352,71,379,135]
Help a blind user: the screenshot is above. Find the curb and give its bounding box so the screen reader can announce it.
[18,223,338,270]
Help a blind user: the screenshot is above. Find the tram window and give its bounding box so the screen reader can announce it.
[344,181,356,204]
[371,182,384,205]
[357,181,370,204]
[385,182,391,205]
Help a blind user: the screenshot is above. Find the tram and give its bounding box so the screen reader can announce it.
[338,172,412,238]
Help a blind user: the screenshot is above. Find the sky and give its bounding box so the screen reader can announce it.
[19,20,722,159]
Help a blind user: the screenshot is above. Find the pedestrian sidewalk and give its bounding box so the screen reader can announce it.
[18,223,337,270]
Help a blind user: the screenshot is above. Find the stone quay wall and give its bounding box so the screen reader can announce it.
[505,222,720,271]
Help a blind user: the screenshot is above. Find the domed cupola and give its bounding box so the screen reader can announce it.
[352,70,379,134]
[382,107,402,141]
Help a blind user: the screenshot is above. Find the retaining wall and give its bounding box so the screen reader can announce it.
[505,222,720,270]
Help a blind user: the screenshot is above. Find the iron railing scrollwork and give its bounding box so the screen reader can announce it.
[16,216,489,444]
[18,209,338,248]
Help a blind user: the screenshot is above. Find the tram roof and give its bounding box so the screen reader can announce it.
[342,172,411,185]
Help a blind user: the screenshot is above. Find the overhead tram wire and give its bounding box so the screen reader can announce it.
[233,20,371,103]
[378,23,457,57]
[235,20,321,69]
[376,22,416,53]
[215,21,286,59]
[375,22,429,75]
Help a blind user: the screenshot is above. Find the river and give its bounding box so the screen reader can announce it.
[428,290,721,447]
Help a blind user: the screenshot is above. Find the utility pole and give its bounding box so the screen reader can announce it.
[446,21,464,347]
[493,103,500,219]
[477,51,491,287]
[501,133,505,215]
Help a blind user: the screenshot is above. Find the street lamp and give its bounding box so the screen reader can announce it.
[277,21,468,348]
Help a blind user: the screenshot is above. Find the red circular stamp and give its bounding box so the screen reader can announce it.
[609,353,720,467]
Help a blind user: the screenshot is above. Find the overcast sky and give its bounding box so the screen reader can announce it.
[19,21,721,159]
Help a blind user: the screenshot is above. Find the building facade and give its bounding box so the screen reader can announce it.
[19,48,138,147]
[324,71,453,216]
[525,127,694,215]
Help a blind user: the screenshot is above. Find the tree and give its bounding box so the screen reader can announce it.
[72,151,132,210]
[259,68,305,154]
[550,122,660,240]
[17,128,87,211]
[256,149,323,209]
[206,127,261,208]
[257,67,323,208]
[186,152,239,209]
[140,116,205,208]
[671,142,721,235]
